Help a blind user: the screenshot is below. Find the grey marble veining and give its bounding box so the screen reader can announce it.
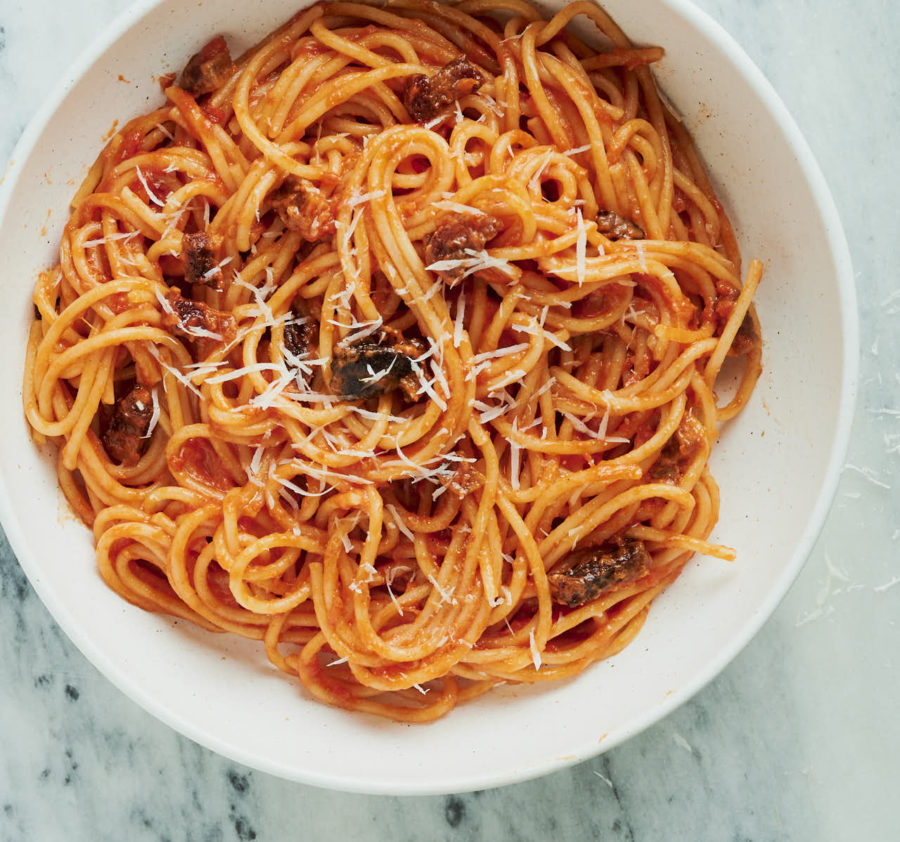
[1,0,898,839]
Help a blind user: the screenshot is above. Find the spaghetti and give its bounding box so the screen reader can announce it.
[23,0,763,721]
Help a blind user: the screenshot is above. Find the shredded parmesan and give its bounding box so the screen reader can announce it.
[426,248,516,281]
[432,200,486,216]
[509,429,521,490]
[470,343,530,367]
[453,295,466,348]
[635,241,648,273]
[81,230,139,248]
[142,388,161,439]
[386,505,416,542]
[562,411,629,443]
[528,149,555,192]
[360,357,398,385]
[427,573,457,606]
[575,208,587,286]
[529,629,542,670]
[201,256,233,284]
[134,166,164,207]
[339,317,384,345]
[511,321,571,352]
[249,445,265,481]
[206,362,282,384]
[386,579,404,617]
[347,189,385,208]
[160,362,204,399]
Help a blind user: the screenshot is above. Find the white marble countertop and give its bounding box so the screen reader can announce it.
[1,0,897,839]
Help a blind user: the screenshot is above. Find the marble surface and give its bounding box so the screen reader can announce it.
[1,0,897,839]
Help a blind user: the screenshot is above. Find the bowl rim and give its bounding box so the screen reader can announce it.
[0,0,858,793]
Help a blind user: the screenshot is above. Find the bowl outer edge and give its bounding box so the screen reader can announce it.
[0,0,859,794]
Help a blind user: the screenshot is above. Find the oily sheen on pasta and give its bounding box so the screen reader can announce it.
[24,0,763,721]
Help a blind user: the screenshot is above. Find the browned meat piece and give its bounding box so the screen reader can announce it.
[181,231,225,289]
[729,313,758,355]
[179,36,234,96]
[404,56,484,123]
[712,279,757,354]
[713,278,739,325]
[548,536,650,608]
[162,288,236,344]
[649,413,705,482]
[438,461,482,496]
[596,210,645,240]
[424,212,503,285]
[330,333,424,401]
[270,176,337,241]
[102,385,154,466]
[283,317,318,361]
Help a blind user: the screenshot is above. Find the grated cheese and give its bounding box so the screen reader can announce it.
[635,241,648,273]
[360,357,398,385]
[479,91,504,116]
[142,387,161,439]
[81,230,139,248]
[386,505,416,542]
[232,276,275,325]
[426,248,516,281]
[470,343,530,367]
[135,166,164,207]
[249,445,265,478]
[341,207,363,252]
[249,369,295,408]
[453,295,466,348]
[348,405,406,423]
[562,410,629,443]
[509,425,521,490]
[206,362,282,384]
[575,208,587,286]
[386,579,404,617]
[201,255,233,283]
[528,149,555,193]
[420,278,443,303]
[154,287,223,340]
[338,317,384,345]
[432,200,486,216]
[529,629,542,670]
[511,321,571,352]
[427,573,457,606]
[159,361,204,399]
[347,189,386,208]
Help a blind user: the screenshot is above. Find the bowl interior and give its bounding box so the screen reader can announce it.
[0,0,854,793]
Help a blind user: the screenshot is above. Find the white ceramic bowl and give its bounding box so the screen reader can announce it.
[0,0,856,794]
